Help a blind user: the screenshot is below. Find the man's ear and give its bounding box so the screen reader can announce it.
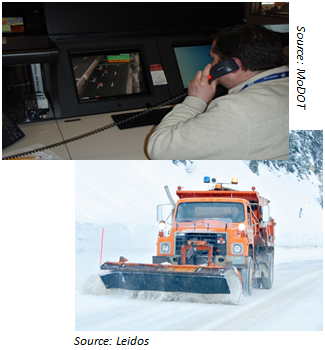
[232,57,243,70]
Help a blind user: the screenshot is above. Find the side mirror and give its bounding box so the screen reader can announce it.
[157,204,163,222]
[261,205,270,227]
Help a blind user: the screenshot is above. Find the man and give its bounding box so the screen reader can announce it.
[147,24,289,160]
[225,206,244,223]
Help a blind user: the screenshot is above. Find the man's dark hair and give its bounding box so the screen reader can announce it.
[212,24,286,71]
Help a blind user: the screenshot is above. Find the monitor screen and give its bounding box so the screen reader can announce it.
[70,51,148,103]
[258,2,289,16]
[2,17,24,33]
[174,45,212,88]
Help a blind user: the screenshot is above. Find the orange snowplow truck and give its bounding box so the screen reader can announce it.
[100,177,275,298]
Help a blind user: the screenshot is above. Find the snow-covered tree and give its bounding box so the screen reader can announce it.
[252,131,323,180]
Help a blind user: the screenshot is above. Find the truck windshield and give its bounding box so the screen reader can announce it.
[175,202,245,223]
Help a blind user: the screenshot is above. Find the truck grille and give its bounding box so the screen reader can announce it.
[175,232,227,257]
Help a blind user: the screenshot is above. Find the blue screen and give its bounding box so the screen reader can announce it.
[174,45,212,88]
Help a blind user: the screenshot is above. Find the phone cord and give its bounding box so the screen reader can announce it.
[2,92,188,160]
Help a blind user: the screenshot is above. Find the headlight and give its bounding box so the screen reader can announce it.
[238,223,246,231]
[231,243,243,255]
[160,242,171,254]
[159,220,166,231]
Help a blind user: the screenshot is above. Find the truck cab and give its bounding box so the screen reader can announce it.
[154,197,256,267]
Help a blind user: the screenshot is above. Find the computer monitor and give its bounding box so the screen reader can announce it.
[53,35,171,119]
[70,50,148,103]
[244,2,289,26]
[157,34,228,98]
[173,45,212,89]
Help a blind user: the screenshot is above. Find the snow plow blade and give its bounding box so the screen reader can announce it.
[99,262,232,294]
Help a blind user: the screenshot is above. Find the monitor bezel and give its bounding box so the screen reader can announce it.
[52,34,171,119]
[68,48,151,104]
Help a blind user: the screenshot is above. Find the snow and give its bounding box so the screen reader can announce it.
[75,160,323,335]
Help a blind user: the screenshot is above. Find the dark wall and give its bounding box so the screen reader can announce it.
[43,2,245,35]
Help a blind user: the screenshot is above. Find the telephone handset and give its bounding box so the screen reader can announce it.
[209,59,239,83]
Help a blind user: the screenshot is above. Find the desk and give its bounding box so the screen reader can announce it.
[2,110,156,160]
[2,120,71,160]
[58,112,154,159]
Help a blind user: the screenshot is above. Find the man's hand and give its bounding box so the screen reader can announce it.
[188,64,218,104]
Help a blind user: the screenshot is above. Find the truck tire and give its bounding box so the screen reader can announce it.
[262,253,274,289]
[240,257,253,296]
[253,277,262,289]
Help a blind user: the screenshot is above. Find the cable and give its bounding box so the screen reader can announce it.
[2,92,187,160]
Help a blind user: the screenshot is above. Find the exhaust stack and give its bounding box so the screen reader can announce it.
[164,185,176,208]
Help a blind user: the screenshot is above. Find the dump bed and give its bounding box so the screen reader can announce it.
[176,190,269,206]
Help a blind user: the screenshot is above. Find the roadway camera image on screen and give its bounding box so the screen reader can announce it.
[70,52,147,102]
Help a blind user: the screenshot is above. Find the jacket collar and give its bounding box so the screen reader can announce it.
[229,65,289,93]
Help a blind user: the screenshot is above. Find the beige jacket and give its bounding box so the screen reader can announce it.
[147,66,289,160]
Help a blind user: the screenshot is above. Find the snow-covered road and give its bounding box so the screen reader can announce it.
[75,259,322,331]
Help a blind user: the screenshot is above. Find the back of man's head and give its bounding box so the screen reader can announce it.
[212,24,286,71]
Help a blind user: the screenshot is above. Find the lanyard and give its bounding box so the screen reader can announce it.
[240,71,289,91]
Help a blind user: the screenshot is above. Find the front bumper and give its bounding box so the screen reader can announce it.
[153,255,250,268]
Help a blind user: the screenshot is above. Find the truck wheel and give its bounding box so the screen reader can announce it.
[241,257,253,296]
[262,253,274,289]
[253,277,262,289]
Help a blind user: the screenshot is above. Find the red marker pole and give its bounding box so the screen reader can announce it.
[100,228,104,265]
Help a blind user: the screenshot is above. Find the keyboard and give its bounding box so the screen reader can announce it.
[2,113,25,150]
[111,107,173,130]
